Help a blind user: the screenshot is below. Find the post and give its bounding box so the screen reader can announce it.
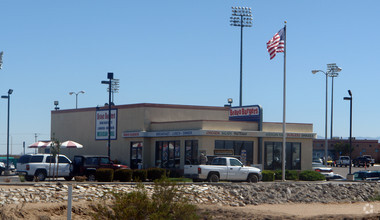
[6,95,10,174]
[239,20,243,106]
[67,184,72,220]
[324,73,328,166]
[349,93,352,175]
[108,77,112,158]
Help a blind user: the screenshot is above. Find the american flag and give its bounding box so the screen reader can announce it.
[266,28,285,60]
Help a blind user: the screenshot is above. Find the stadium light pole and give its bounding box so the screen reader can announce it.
[101,72,113,158]
[312,63,341,166]
[327,64,342,139]
[69,91,85,109]
[230,6,253,107]
[344,90,353,176]
[1,89,13,175]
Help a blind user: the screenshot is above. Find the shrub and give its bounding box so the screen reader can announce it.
[299,170,325,181]
[286,170,299,180]
[147,168,166,181]
[262,170,275,181]
[274,170,299,180]
[92,180,199,220]
[114,169,133,182]
[133,169,147,182]
[96,168,114,182]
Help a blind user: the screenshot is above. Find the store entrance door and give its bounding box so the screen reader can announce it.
[131,142,143,169]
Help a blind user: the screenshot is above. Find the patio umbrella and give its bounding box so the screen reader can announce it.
[28,141,49,148]
[60,140,83,148]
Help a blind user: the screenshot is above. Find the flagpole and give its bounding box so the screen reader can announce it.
[282,21,287,181]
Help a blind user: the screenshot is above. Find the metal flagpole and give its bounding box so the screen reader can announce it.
[282,22,287,181]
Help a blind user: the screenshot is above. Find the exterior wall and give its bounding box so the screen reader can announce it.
[50,103,315,171]
[313,138,380,162]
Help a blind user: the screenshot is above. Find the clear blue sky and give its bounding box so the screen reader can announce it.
[0,0,379,155]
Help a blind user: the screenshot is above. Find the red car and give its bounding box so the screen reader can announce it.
[71,155,128,181]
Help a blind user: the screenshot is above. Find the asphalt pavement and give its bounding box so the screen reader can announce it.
[330,164,380,178]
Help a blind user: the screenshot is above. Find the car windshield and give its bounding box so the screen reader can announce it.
[312,162,326,168]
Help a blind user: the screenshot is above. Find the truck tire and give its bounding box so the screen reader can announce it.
[64,176,73,181]
[207,173,219,182]
[247,174,258,183]
[35,170,47,181]
[25,175,34,181]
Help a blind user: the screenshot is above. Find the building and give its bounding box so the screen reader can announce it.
[50,103,316,171]
[313,138,380,162]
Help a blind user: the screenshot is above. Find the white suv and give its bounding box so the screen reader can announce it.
[17,154,73,181]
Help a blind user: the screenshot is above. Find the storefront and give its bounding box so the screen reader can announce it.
[51,103,316,171]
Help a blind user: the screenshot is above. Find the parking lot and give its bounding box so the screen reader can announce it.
[331,164,380,178]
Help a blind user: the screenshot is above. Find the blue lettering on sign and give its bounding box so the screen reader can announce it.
[183,131,192,135]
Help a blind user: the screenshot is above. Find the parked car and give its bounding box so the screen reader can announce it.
[184,157,262,183]
[312,162,334,179]
[353,170,380,181]
[71,155,129,181]
[352,156,372,167]
[327,174,346,181]
[363,155,375,166]
[16,154,73,181]
[336,156,350,167]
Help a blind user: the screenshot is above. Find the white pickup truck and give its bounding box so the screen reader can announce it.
[184,157,261,183]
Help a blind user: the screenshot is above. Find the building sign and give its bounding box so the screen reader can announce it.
[229,105,262,122]
[123,129,316,139]
[96,109,117,140]
[214,149,234,155]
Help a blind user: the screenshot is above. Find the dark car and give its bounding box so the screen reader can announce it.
[353,171,380,181]
[352,156,372,167]
[71,155,128,181]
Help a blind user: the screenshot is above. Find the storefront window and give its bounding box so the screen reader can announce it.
[130,142,143,169]
[214,140,253,165]
[264,142,301,170]
[185,140,198,165]
[155,141,180,168]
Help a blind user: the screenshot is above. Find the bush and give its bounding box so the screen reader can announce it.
[96,168,114,182]
[286,170,299,180]
[114,169,133,182]
[262,170,275,181]
[147,168,166,181]
[274,170,299,180]
[133,169,147,182]
[92,180,199,220]
[299,170,325,181]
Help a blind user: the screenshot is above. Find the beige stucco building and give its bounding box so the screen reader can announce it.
[50,103,315,171]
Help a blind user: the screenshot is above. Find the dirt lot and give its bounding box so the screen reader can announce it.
[0,185,379,219]
[0,200,379,219]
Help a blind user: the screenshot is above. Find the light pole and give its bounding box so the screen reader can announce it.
[344,90,353,176]
[101,72,113,158]
[328,63,342,139]
[230,6,252,107]
[312,63,341,165]
[69,91,85,109]
[1,89,13,175]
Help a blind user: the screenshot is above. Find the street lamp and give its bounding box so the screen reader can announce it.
[69,91,85,109]
[327,63,342,139]
[1,89,13,175]
[312,63,341,165]
[230,6,253,106]
[101,72,113,158]
[344,90,353,176]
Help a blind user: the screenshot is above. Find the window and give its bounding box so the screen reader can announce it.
[185,140,198,165]
[85,157,99,165]
[212,157,227,166]
[155,141,180,168]
[100,157,110,164]
[214,140,253,165]
[230,158,242,166]
[30,156,44,163]
[58,156,70,164]
[265,142,301,170]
